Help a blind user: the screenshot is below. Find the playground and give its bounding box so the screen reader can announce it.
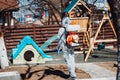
[0,0,118,80]
[0,48,117,80]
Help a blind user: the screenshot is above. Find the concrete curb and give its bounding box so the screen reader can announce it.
[0,71,21,80]
[77,77,115,80]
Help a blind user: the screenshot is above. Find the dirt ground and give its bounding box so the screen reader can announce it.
[0,62,117,80]
[0,64,90,80]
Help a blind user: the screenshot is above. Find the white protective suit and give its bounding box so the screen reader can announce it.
[57,16,76,79]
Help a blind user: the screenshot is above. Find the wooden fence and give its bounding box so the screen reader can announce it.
[2,24,117,54]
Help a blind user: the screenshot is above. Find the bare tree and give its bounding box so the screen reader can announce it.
[107,0,120,80]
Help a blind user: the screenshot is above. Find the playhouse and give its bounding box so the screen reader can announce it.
[11,36,53,64]
[64,0,91,32]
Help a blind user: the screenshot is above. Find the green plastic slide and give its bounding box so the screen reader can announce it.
[40,34,58,50]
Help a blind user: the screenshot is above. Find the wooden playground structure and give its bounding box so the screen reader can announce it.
[63,0,117,62]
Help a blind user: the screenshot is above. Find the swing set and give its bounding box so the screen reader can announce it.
[64,0,117,62]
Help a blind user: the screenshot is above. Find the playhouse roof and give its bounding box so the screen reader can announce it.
[0,0,18,11]
[64,0,78,12]
[64,0,91,13]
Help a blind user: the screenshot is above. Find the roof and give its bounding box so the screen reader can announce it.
[64,0,78,12]
[0,0,18,11]
[64,0,91,13]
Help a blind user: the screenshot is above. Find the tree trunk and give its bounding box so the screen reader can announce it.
[107,0,120,80]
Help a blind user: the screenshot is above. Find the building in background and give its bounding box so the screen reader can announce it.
[12,0,35,24]
[0,0,18,26]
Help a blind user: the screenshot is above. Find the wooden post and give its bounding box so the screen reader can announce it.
[0,31,9,69]
[85,14,117,62]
